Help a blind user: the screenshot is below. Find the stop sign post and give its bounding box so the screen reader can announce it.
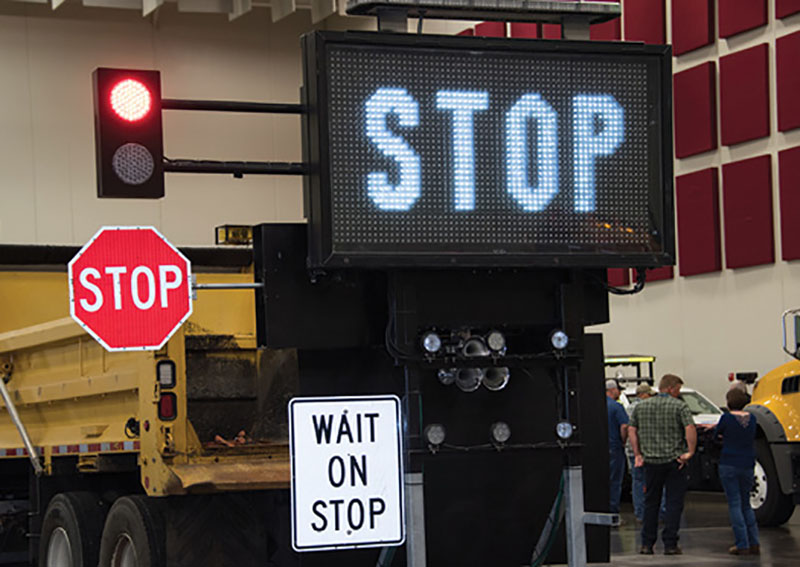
[69,226,192,352]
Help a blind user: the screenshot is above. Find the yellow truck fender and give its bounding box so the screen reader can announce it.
[747,404,794,495]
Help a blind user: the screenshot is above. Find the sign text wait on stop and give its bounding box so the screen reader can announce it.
[289,395,405,552]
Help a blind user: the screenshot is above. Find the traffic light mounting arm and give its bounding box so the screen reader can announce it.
[93,66,307,199]
[162,99,304,114]
[160,98,307,178]
[163,158,306,178]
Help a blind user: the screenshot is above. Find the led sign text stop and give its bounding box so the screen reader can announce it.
[68,227,192,352]
[302,31,674,268]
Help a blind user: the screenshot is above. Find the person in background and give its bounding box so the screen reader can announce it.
[629,374,696,556]
[606,379,629,520]
[626,383,656,523]
[707,389,760,555]
[728,380,751,405]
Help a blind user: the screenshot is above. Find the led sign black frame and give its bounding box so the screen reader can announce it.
[302,31,674,269]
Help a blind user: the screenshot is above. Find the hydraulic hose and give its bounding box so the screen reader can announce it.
[530,472,566,567]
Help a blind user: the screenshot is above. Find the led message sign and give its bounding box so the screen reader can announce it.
[302,31,673,268]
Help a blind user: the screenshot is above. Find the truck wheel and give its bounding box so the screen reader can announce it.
[99,496,165,567]
[39,492,107,567]
[752,439,795,526]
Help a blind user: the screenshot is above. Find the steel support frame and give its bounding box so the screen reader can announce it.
[405,472,426,567]
[372,14,603,567]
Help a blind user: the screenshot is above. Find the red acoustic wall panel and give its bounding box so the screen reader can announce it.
[673,63,717,158]
[672,0,714,55]
[475,22,506,37]
[607,268,630,287]
[720,44,770,146]
[542,24,561,39]
[777,0,800,19]
[510,23,539,39]
[591,18,621,41]
[646,267,674,282]
[777,31,800,132]
[779,147,800,260]
[623,0,665,44]
[718,0,767,38]
[676,168,722,276]
[722,155,774,269]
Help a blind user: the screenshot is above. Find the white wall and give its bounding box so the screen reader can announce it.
[4,1,799,406]
[0,2,466,247]
[0,3,351,246]
[595,1,800,407]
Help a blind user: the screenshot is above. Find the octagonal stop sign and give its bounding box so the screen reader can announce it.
[68,226,192,351]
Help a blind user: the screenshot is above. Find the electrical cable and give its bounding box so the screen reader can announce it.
[375,546,396,567]
[435,441,562,453]
[595,266,647,295]
[384,307,424,363]
[530,473,566,567]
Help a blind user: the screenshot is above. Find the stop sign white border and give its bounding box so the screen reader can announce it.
[68,226,193,352]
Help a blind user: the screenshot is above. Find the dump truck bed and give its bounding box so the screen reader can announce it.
[0,262,292,493]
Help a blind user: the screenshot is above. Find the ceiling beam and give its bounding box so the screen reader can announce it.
[270,0,295,21]
[229,0,252,20]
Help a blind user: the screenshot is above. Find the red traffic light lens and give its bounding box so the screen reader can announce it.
[110,78,152,122]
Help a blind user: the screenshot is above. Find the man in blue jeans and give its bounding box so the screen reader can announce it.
[626,383,656,522]
[606,379,629,518]
[629,374,696,556]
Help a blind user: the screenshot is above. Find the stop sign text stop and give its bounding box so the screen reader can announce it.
[68,226,193,351]
[77,264,184,312]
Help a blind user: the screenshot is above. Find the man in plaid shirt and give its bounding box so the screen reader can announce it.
[629,374,697,556]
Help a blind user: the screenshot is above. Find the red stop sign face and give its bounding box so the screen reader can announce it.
[68,227,192,351]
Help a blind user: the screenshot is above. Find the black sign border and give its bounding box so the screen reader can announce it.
[288,395,406,552]
[302,30,674,269]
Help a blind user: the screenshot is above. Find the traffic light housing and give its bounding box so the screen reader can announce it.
[93,68,164,198]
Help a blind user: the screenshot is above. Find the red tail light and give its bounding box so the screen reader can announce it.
[158,393,177,421]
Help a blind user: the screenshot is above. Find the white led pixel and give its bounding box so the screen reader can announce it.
[365,88,421,211]
[572,94,624,212]
[505,93,559,212]
[325,46,658,254]
[436,90,490,211]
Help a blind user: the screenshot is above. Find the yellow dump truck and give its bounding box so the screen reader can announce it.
[745,308,800,526]
[0,246,295,566]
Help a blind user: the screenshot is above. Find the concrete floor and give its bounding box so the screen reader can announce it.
[600,492,800,566]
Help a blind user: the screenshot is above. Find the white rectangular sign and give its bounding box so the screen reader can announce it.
[289,395,405,552]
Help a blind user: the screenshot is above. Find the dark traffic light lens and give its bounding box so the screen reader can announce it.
[110,79,152,122]
[112,143,155,185]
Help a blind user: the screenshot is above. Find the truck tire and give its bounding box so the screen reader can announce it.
[752,439,795,526]
[99,495,165,567]
[39,492,107,567]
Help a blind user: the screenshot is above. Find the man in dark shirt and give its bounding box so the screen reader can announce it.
[606,379,629,517]
[629,374,696,555]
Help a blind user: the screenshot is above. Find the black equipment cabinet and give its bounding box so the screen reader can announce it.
[254,223,612,566]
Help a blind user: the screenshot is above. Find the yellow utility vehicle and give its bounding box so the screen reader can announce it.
[746,309,800,526]
[0,245,294,566]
